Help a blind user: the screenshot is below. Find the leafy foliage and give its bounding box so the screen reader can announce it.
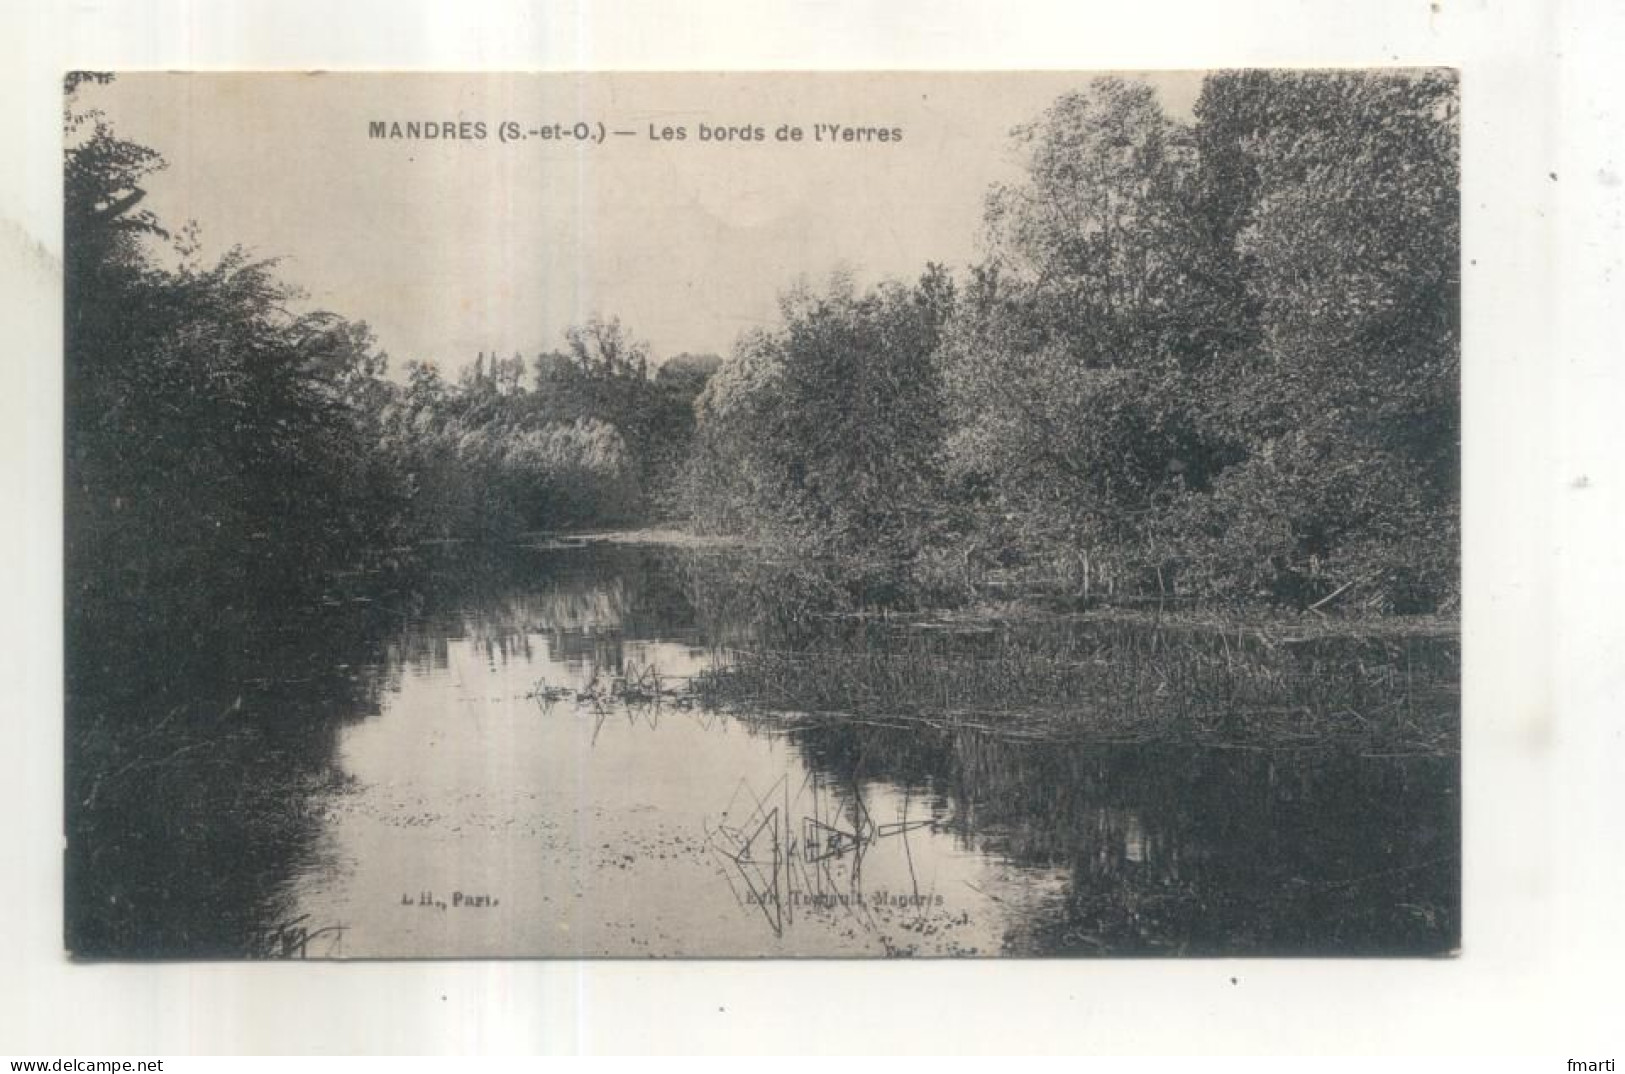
[65,69,1461,636]
[689,72,1459,612]
[687,268,956,589]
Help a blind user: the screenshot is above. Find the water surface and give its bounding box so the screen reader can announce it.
[265,541,1458,958]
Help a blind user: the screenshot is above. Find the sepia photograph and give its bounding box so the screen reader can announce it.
[63,70,1460,960]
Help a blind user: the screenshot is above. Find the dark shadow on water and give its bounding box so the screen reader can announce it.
[66,584,402,957]
[781,720,1458,955]
[65,540,705,957]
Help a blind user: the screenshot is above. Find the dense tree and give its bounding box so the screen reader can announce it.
[65,80,407,642]
[1179,70,1460,609]
[689,71,1459,612]
[380,356,643,534]
[690,268,955,569]
[66,68,1460,629]
[66,75,416,954]
[941,79,1245,590]
[374,320,721,536]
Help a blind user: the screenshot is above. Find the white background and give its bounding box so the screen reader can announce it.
[1,0,1620,1056]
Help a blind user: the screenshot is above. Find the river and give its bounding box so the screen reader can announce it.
[67,536,1460,958]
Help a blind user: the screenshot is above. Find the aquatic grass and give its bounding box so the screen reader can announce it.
[692,615,1458,754]
[527,657,700,717]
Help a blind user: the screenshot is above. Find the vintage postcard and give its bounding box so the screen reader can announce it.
[64,71,1459,959]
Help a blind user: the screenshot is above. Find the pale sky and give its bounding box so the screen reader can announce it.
[87,72,1203,373]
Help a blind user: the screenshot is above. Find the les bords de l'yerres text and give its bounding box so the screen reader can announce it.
[368,118,905,145]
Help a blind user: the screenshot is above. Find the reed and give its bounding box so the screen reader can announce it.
[692,615,1458,754]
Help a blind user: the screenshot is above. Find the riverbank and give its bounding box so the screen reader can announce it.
[561,521,1460,637]
[686,586,1458,757]
[395,526,1461,757]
